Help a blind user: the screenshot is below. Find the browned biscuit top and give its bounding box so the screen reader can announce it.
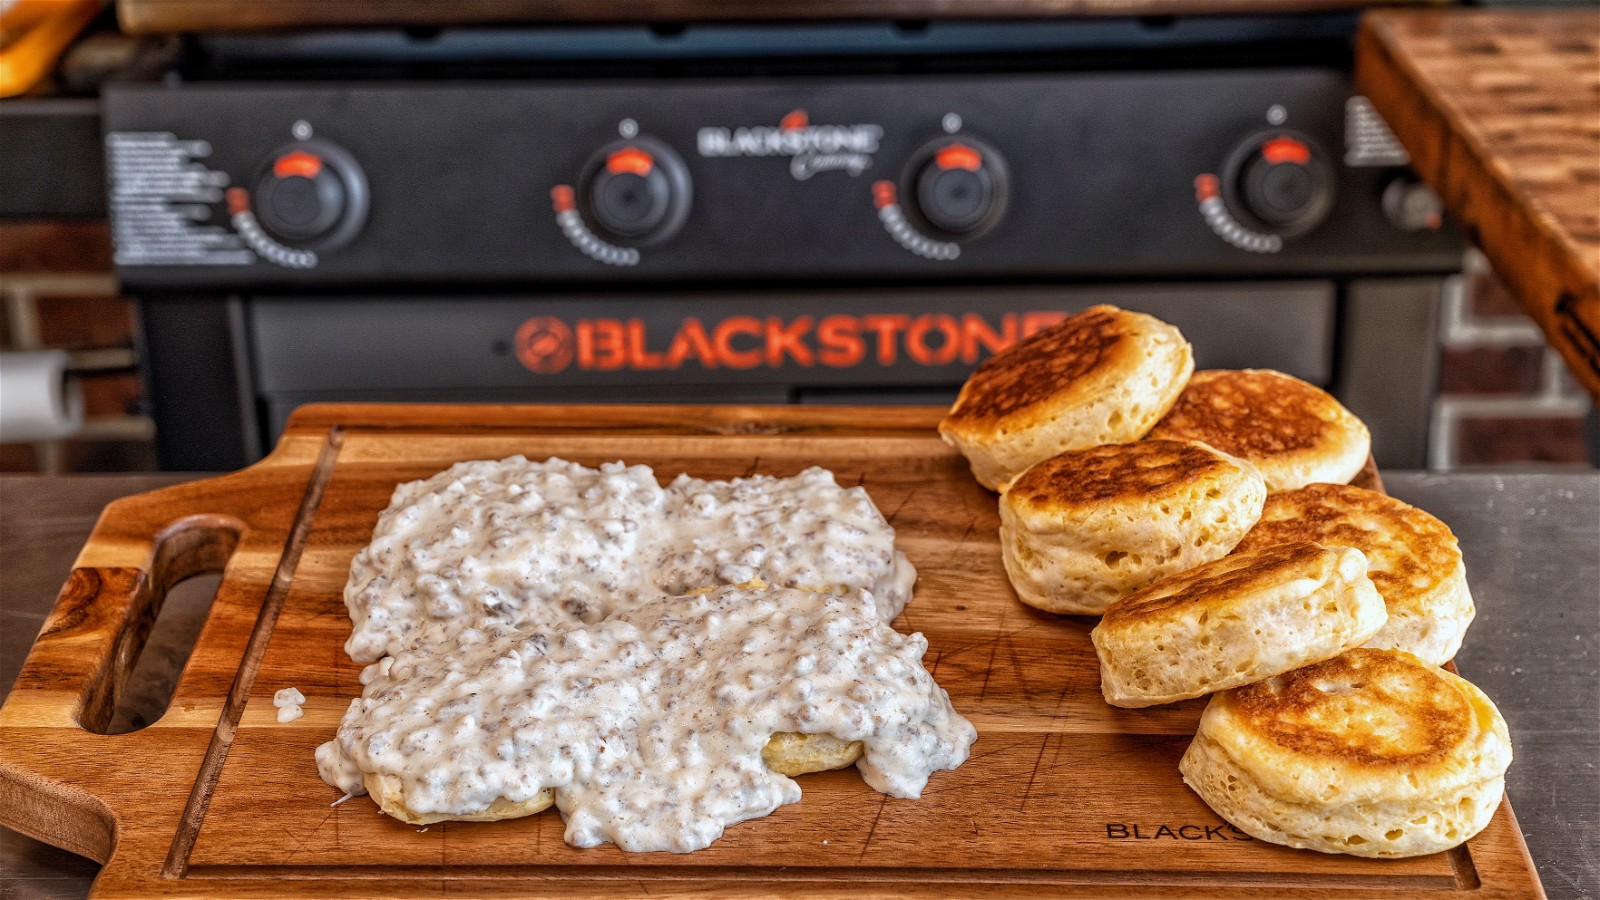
[1217,649,1472,768]
[1233,483,1459,611]
[1148,369,1348,456]
[941,305,1133,428]
[1006,439,1242,509]
[1100,540,1333,628]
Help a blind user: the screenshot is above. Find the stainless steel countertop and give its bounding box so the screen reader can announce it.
[2,472,1596,898]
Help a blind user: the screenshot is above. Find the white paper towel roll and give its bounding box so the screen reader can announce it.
[0,350,84,443]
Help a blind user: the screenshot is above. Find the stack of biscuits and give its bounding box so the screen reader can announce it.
[939,305,1512,860]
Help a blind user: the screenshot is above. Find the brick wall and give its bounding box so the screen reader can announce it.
[0,221,156,473]
[1431,249,1594,469]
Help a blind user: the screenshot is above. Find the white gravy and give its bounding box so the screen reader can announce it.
[342,458,916,663]
[317,584,974,852]
[319,457,971,851]
[274,687,305,724]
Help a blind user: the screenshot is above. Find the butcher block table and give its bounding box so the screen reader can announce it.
[1,405,1595,898]
[1356,8,1600,400]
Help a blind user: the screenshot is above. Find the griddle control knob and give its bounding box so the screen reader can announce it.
[580,137,692,247]
[907,137,1008,238]
[1224,130,1334,238]
[253,140,368,249]
[1382,175,1445,232]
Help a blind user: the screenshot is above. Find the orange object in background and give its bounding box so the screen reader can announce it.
[0,0,105,97]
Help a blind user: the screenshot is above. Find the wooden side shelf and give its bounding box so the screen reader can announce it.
[1356,8,1600,400]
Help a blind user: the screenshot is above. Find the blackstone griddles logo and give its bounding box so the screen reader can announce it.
[697,109,884,180]
[513,311,1068,376]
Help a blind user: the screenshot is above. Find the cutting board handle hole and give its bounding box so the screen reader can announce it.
[76,515,243,735]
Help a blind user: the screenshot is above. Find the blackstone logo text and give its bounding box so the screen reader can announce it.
[697,111,884,180]
[697,124,884,158]
[514,311,1068,376]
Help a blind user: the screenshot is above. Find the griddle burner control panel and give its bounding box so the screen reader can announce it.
[105,70,1459,288]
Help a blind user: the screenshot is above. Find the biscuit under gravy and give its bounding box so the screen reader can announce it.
[940,305,1193,490]
[1180,648,1512,858]
[1233,483,1474,665]
[367,774,556,826]
[1147,369,1371,493]
[999,440,1266,614]
[1092,541,1387,707]
[761,732,866,777]
[369,731,863,825]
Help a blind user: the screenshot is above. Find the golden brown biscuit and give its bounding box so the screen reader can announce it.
[1147,369,1371,492]
[761,731,865,776]
[1092,541,1387,707]
[999,440,1266,614]
[1180,648,1512,858]
[940,305,1193,490]
[1233,483,1473,664]
[367,773,556,826]
[366,731,864,825]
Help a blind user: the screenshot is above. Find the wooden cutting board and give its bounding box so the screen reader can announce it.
[0,404,1542,898]
[116,0,1448,34]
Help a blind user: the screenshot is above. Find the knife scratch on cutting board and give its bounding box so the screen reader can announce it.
[858,792,892,862]
[886,488,915,523]
[1019,733,1051,811]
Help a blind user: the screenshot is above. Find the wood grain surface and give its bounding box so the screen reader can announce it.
[1356,9,1600,401]
[0,405,1542,897]
[117,0,1446,33]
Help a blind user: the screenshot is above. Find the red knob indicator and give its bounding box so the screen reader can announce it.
[605,147,656,177]
[934,143,983,173]
[1260,135,1311,166]
[272,149,324,180]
